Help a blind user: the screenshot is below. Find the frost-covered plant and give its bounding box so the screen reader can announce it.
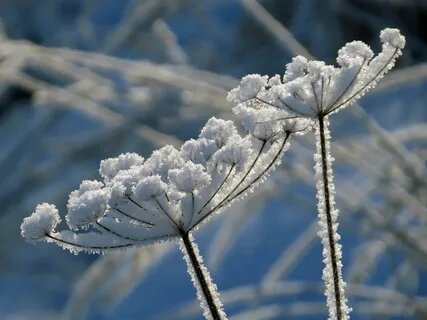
[21,114,310,319]
[228,28,405,320]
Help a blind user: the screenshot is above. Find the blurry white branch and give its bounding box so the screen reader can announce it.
[239,0,313,59]
[161,280,426,320]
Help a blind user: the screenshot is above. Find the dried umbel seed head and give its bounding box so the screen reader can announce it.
[21,108,310,254]
[229,28,405,118]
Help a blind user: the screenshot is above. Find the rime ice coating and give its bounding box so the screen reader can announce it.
[314,117,351,320]
[227,74,268,103]
[99,153,144,181]
[21,203,61,241]
[66,180,109,230]
[380,28,406,49]
[180,234,227,320]
[133,175,167,201]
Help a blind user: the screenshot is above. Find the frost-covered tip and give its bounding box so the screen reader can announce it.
[181,138,217,166]
[99,152,144,181]
[144,145,185,179]
[21,203,61,241]
[133,175,166,201]
[169,162,211,194]
[283,55,308,82]
[199,117,237,148]
[336,41,373,67]
[380,28,406,49]
[213,135,252,171]
[227,74,268,103]
[66,180,109,230]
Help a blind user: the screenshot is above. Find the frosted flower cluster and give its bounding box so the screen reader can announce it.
[228,28,405,118]
[21,115,310,254]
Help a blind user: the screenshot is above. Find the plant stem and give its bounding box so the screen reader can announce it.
[316,115,348,320]
[180,232,226,320]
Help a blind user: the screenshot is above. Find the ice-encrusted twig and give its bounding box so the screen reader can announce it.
[314,115,349,320]
[180,232,227,320]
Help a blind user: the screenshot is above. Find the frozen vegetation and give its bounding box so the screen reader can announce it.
[0,1,426,319]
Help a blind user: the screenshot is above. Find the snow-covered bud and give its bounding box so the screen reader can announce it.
[110,167,143,196]
[199,117,237,148]
[234,105,284,140]
[169,162,211,194]
[307,61,328,82]
[133,175,166,201]
[283,55,308,82]
[21,203,61,242]
[181,138,218,165]
[213,135,252,171]
[66,181,109,230]
[144,145,185,180]
[268,74,282,86]
[99,153,144,181]
[380,28,406,49]
[337,41,374,67]
[227,74,268,103]
[72,180,104,197]
[108,182,127,207]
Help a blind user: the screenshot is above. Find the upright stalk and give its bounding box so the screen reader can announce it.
[180,232,226,320]
[315,115,349,320]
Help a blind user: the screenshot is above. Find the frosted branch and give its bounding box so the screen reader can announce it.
[180,233,227,320]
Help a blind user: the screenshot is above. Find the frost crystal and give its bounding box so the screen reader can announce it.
[21,203,61,242]
[199,117,237,148]
[169,162,211,194]
[133,175,166,201]
[180,234,227,320]
[66,180,109,230]
[213,135,253,171]
[100,153,144,181]
[181,138,218,166]
[380,28,406,49]
[227,74,268,103]
[283,55,308,82]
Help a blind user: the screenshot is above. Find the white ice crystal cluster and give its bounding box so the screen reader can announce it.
[228,28,405,118]
[21,203,61,242]
[22,113,310,254]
